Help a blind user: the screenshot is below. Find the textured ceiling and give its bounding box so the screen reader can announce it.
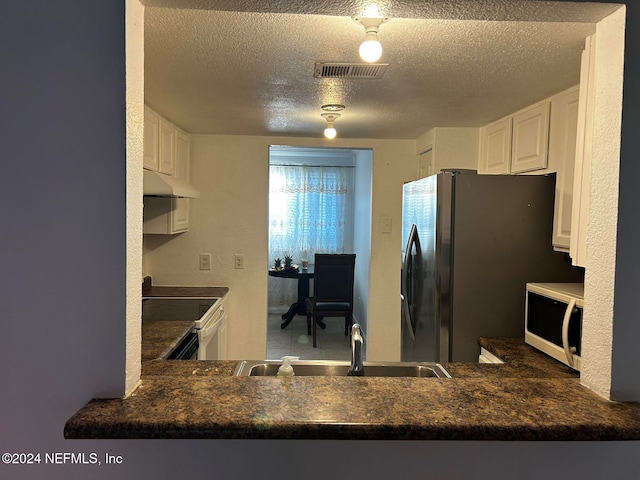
[143,1,618,139]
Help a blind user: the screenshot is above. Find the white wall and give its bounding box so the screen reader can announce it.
[125,0,144,396]
[435,128,480,172]
[582,8,627,399]
[353,149,373,337]
[416,128,436,155]
[4,2,640,479]
[144,135,416,360]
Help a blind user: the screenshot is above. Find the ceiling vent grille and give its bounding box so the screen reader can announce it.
[314,62,388,79]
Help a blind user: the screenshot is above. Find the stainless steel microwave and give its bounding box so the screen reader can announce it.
[525,283,584,371]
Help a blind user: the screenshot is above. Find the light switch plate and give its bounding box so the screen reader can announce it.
[234,254,244,269]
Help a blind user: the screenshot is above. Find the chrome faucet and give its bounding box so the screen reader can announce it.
[347,323,364,376]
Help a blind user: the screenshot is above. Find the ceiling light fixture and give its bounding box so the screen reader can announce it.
[321,113,340,139]
[321,104,346,112]
[355,16,387,63]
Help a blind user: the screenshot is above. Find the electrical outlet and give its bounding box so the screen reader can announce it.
[234,254,244,269]
[199,253,211,270]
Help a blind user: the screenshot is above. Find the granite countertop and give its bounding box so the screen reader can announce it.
[141,321,195,362]
[65,337,640,441]
[142,359,237,377]
[442,337,581,380]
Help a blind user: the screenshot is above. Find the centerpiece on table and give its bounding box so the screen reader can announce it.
[271,255,299,272]
[283,255,299,272]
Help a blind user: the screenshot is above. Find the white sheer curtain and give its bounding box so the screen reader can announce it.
[268,164,354,309]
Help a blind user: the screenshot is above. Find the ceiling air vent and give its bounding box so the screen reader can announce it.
[314,62,388,79]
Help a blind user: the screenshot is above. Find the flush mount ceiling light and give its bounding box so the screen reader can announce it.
[321,113,341,139]
[321,104,346,112]
[355,16,388,63]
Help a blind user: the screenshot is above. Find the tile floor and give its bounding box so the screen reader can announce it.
[266,312,351,361]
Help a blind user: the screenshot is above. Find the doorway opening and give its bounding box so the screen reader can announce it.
[266,145,373,360]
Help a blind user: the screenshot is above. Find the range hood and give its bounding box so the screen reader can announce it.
[143,170,201,198]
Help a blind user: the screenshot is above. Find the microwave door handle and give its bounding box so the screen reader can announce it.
[561,298,577,368]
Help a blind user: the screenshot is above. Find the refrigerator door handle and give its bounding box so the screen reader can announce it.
[401,224,419,341]
[401,293,414,341]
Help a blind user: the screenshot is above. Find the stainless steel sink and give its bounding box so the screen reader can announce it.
[233,360,451,378]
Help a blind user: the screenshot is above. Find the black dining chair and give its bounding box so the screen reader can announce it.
[305,254,356,348]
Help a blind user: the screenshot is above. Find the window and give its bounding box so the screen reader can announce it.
[268,153,355,308]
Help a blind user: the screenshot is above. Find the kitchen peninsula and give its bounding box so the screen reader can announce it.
[65,337,640,441]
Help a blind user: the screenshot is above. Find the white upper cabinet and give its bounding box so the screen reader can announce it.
[479,118,512,174]
[479,100,551,175]
[175,129,190,181]
[172,197,190,233]
[570,35,595,268]
[172,128,191,233]
[158,118,176,176]
[477,85,583,255]
[143,106,160,171]
[143,107,192,235]
[550,87,580,252]
[511,102,550,174]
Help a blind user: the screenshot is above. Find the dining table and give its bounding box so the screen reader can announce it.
[268,264,325,329]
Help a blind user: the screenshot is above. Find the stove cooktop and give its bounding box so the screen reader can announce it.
[142,297,219,322]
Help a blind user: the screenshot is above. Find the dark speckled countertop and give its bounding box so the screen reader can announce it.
[65,330,640,440]
[141,321,195,362]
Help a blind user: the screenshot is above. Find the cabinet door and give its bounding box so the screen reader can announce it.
[511,102,550,173]
[158,118,176,175]
[571,35,595,268]
[173,129,190,232]
[171,197,189,233]
[143,107,159,171]
[479,118,512,174]
[175,129,190,181]
[143,197,188,234]
[550,88,579,252]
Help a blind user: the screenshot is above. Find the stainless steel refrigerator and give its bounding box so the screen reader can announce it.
[401,171,583,362]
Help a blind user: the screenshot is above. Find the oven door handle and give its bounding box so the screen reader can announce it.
[561,298,577,368]
[200,313,224,341]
